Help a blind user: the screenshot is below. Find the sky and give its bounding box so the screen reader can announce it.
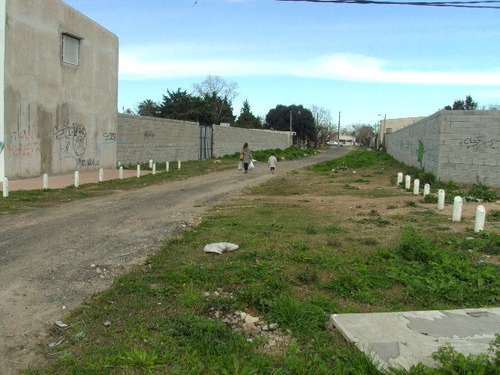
[63,0,500,127]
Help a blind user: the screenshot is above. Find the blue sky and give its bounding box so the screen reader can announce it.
[63,0,500,127]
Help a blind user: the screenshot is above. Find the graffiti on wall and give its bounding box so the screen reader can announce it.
[8,123,40,157]
[54,119,100,167]
[103,132,116,142]
[463,135,498,150]
[144,130,155,139]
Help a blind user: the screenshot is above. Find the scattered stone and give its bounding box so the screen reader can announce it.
[54,321,68,329]
[203,242,239,255]
[103,320,111,327]
[48,338,64,347]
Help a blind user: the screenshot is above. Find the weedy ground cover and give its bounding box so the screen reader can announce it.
[22,150,500,374]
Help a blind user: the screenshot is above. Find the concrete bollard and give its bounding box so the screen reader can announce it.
[152,163,156,175]
[43,173,49,190]
[405,175,411,190]
[397,172,403,185]
[99,168,104,182]
[74,171,80,188]
[137,165,141,178]
[437,189,445,210]
[178,160,181,170]
[149,159,153,168]
[3,177,9,198]
[119,166,124,180]
[413,179,420,195]
[166,161,170,172]
[423,183,430,197]
[474,205,486,233]
[452,196,463,222]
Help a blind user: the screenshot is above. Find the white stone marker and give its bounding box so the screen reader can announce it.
[166,162,170,172]
[99,168,104,182]
[74,171,80,188]
[149,159,153,168]
[137,165,141,178]
[119,166,124,180]
[413,179,420,195]
[152,163,156,175]
[43,173,49,190]
[452,196,463,222]
[178,160,181,170]
[474,205,486,233]
[405,175,411,190]
[437,189,445,210]
[397,172,403,185]
[3,177,9,198]
[423,183,430,197]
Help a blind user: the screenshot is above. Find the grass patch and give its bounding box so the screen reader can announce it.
[22,149,500,374]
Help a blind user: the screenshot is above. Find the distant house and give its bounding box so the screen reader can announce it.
[0,0,119,179]
[379,117,425,146]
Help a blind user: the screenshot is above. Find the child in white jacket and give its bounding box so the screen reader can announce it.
[268,153,278,174]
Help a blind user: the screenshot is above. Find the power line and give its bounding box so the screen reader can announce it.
[277,0,500,9]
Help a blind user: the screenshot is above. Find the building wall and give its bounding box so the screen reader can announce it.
[117,114,292,164]
[2,0,118,179]
[386,110,500,187]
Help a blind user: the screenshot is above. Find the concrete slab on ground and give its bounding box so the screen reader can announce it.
[330,308,500,373]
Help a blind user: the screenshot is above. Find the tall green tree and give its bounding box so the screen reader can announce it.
[444,95,478,110]
[265,104,316,142]
[235,100,261,128]
[159,88,213,124]
[193,75,238,125]
[137,99,159,117]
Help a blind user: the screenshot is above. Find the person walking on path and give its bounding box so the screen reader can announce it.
[268,153,277,174]
[240,143,252,174]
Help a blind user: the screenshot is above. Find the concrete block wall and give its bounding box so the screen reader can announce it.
[117,114,199,165]
[212,126,290,157]
[386,110,500,187]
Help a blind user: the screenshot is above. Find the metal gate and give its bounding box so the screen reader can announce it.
[199,125,213,160]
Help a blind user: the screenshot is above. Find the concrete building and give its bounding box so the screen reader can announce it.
[379,116,426,146]
[0,0,119,180]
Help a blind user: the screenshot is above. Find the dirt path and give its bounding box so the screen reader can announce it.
[0,147,349,374]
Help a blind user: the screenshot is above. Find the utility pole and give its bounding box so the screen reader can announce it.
[338,111,341,144]
[289,110,293,146]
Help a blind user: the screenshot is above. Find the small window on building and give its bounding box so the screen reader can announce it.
[62,34,80,65]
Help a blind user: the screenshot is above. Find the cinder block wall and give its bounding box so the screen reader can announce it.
[386,110,500,187]
[117,114,199,165]
[212,126,290,157]
[117,115,292,165]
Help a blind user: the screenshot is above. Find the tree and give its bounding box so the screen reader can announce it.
[159,88,213,124]
[193,75,238,124]
[265,104,316,142]
[310,105,334,145]
[444,95,477,110]
[235,100,261,129]
[352,124,375,147]
[137,99,159,117]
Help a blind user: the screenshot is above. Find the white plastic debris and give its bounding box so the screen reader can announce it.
[55,321,68,328]
[203,242,239,254]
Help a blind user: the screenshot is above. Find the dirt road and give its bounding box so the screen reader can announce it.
[0,147,349,374]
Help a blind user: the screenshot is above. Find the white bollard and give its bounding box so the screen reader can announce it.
[178,160,181,170]
[452,196,463,222]
[166,161,170,172]
[474,205,486,233]
[118,161,121,167]
[149,159,153,168]
[405,175,411,190]
[137,165,141,178]
[3,177,9,198]
[43,173,49,190]
[119,166,124,180]
[413,179,420,195]
[74,171,80,188]
[423,183,430,197]
[152,163,156,175]
[437,189,445,210]
[99,168,104,182]
[397,172,403,185]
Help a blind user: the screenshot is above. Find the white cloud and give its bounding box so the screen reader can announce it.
[119,51,500,86]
